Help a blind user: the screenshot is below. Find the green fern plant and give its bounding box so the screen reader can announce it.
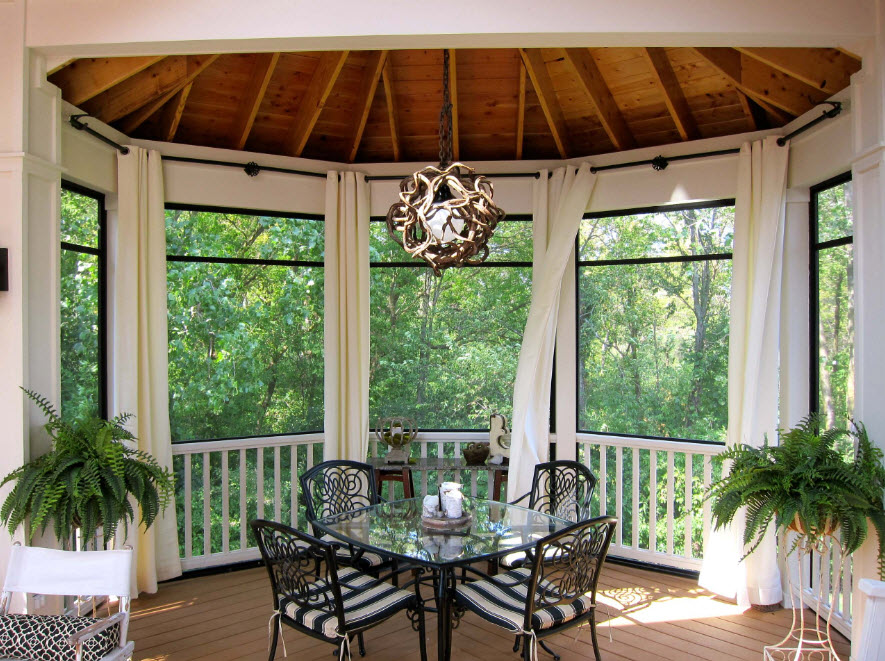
[707,414,885,580]
[0,389,175,548]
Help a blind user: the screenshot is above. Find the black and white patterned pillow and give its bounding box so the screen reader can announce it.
[0,613,121,661]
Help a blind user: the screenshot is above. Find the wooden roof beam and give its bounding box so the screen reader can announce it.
[516,63,526,160]
[450,50,460,162]
[117,55,220,135]
[564,48,636,151]
[82,55,186,123]
[693,47,827,119]
[519,48,568,158]
[382,59,401,162]
[157,82,192,142]
[642,48,699,142]
[287,50,349,157]
[347,51,388,163]
[50,56,165,107]
[230,52,280,150]
[736,47,861,96]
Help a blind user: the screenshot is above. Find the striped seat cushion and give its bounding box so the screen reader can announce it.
[455,568,594,633]
[320,535,387,569]
[500,544,564,569]
[283,567,413,639]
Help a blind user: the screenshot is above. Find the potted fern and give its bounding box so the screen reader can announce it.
[0,390,175,549]
[708,414,885,578]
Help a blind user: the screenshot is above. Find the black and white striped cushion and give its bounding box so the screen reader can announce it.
[455,568,594,633]
[283,567,413,639]
[319,536,387,569]
[0,614,120,661]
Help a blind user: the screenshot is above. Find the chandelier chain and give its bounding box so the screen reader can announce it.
[438,49,453,167]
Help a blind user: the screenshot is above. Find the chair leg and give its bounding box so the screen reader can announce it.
[589,615,602,661]
[513,635,521,653]
[521,634,531,661]
[417,600,428,661]
[538,640,561,661]
[357,633,366,657]
[268,614,280,661]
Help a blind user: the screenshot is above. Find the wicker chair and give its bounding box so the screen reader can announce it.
[251,519,426,661]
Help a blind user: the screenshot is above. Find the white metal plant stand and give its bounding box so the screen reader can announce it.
[765,536,845,661]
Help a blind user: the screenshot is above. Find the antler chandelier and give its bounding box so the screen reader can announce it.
[386,49,506,276]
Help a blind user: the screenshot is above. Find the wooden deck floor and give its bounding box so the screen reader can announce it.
[129,562,851,661]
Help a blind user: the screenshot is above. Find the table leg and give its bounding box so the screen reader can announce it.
[436,566,453,661]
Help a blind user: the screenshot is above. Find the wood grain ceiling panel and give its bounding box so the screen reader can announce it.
[56,46,859,165]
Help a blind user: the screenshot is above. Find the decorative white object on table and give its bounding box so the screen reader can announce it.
[440,482,463,518]
[423,495,441,518]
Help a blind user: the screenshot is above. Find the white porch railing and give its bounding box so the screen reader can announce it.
[171,434,324,571]
[578,433,726,572]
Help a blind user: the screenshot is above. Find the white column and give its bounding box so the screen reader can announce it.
[0,0,63,598]
[849,24,885,653]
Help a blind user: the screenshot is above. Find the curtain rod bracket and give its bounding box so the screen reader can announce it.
[244,161,261,177]
[777,101,842,146]
[651,155,669,171]
[69,114,130,155]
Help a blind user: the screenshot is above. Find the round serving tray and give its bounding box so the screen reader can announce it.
[421,512,473,533]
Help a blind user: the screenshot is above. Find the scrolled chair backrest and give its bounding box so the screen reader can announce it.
[299,460,379,524]
[529,460,598,523]
[525,516,617,620]
[250,519,344,618]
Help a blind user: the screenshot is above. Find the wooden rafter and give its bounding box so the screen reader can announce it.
[348,51,388,163]
[736,90,758,131]
[230,52,280,150]
[50,56,165,107]
[117,55,220,135]
[157,82,192,142]
[563,48,636,151]
[287,50,349,157]
[519,48,568,158]
[82,56,186,124]
[693,47,827,118]
[516,62,526,160]
[382,59,401,162]
[642,48,699,142]
[450,50,460,162]
[736,47,860,96]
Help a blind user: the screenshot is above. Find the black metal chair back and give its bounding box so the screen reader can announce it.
[524,516,617,636]
[250,519,345,622]
[529,460,597,522]
[300,460,380,526]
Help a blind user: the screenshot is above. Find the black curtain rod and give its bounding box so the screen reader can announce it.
[69,115,130,154]
[162,155,328,178]
[365,172,540,181]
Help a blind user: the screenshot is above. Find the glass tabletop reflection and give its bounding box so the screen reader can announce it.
[313,497,572,567]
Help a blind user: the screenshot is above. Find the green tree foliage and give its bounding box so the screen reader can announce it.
[578,206,734,441]
[815,181,854,429]
[60,188,101,422]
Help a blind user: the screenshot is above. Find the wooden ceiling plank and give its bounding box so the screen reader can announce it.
[347,51,388,163]
[735,90,758,131]
[642,47,700,142]
[516,62,526,160]
[286,50,350,157]
[519,48,569,158]
[157,82,193,142]
[82,56,186,124]
[382,59,401,162]
[563,48,636,151]
[736,47,860,96]
[692,47,822,118]
[118,54,221,135]
[450,50,460,162]
[230,52,280,150]
[51,56,165,107]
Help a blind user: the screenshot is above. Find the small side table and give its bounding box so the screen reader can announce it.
[368,457,509,501]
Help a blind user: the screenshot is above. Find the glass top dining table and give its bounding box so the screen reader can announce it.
[313,497,573,661]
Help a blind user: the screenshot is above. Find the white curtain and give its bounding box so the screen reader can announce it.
[507,164,597,501]
[324,172,370,461]
[699,136,789,607]
[113,147,181,595]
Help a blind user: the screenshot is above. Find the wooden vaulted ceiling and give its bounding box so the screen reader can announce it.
[49,47,862,164]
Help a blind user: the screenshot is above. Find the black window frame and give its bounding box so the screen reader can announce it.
[368,214,536,433]
[808,171,854,419]
[60,180,108,420]
[165,203,326,444]
[574,198,736,447]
